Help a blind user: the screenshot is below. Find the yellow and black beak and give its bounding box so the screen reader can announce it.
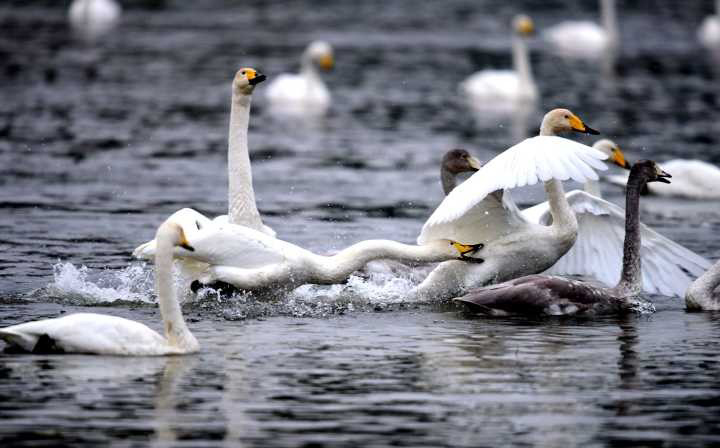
[466,155,483,171]
[452,242,484,263]
[612,147,631,170]
[655,168,672,184]
[247,69,267,86]
[319,53,334,71]
[179,231,195,252]
[569,114,600,135]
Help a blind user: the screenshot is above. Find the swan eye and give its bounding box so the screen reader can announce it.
[564,114,569,119]
[241,71,246,75]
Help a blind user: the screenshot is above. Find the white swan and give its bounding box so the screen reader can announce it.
[68,0,121,40]
[266,41,334,115]
[134,68,274,264]
[460,15,537,107]
[544,0,618,59]
[414,109,607,299]
[686,258,720,310]
[0,220,199,355]
[699,0,720,50]
[607,159,720,199]
[523,140,711,298]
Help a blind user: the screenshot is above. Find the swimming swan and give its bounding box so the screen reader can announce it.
[544,0,618,59]
[460,15,537,107]
[524,139,711,298]
[699,0,720,51]
[686,258,720,311]
[607,159,720,199]
[414,108,607,300]
[266,41,334,115]
[68,0,121,40]
[0,220,199,355]
[454,160,671,316]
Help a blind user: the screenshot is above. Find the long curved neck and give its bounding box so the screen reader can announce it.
[228,90,263,230]
[614,175,644,296]
[155,236,196,350]
[687,260,720,308]
[544,178,577,232]
[441,167,457,195]
[601,0,619,46]
[512,34,534,90]
[307,240,452,283]
[300,55,322,89]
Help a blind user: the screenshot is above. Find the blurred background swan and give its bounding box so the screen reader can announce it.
[266,40,334,117]
[68,0,121,41]
[608,158,720,199]
[544,0,618,59]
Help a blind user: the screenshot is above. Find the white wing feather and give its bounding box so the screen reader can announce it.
[418,136,608,244]
[532,190,711,297]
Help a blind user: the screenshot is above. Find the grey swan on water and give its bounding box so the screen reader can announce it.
[454,160,671,316]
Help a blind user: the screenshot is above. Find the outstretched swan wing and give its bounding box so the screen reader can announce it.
[533,190,711,297]
[418,136,608,244]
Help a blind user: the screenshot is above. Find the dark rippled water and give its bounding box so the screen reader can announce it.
[1,1,720,446]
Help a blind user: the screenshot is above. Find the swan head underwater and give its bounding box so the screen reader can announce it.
[513,14,535,36]
[540,108,600,135]
[592,139,631,169]
[304,40,334,71]
[233,67,267,95]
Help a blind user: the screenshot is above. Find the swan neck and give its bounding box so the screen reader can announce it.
[539,120,556,136]
[228,90,263,230]
[512,34,534,89]
[601,0,619,45]
[440,167,456,195]
[544,178,577,231]
[615,177,643,295]
[155,235,195,350]
[583,179,602,197]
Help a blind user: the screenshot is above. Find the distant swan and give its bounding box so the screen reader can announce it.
[414,108,607,300]
[607,159,720,199]
[454,160,671,316]
[266,41,334,115]
[0,220,199,355]
[544,0,618,58]
[461,15,537,108]
[68,0,121,40]
[524,139,710,298]
[686,258,720,311]
[699,0,720,50]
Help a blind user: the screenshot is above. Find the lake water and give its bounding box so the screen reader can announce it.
[1,1,719,446]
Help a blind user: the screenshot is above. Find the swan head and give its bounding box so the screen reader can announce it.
[632,160,672,184]
[233,67,266,95]
[156,221,195,252]
[442,149,483,175]
[305,40,334,71]
[513,14,535,36]
[592,139,631,169]
[541,108,599,135]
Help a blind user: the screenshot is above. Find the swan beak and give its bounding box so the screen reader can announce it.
[656,169,672,184]
[466,155,483,171]
[247,69,267,86]
[569,114,600,135]
[517,17,534,35]
[178,231,195,252]
[319,54,334,71]
[612,147,631,169]
[452,242,484,263]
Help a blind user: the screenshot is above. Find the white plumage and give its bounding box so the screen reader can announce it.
[699,1,720,50]
[544,0,618,59]
[607,159,720,199]
[68,0,121,40]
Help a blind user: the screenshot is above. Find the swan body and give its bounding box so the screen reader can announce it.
[686,259,720,311]
[415,109,606,299]
[461,15,537,107]
[699,0,720,50]
[68,0,121,40]
[544,0,618,58]
[1,221,199,355]
[523,139,710,298]
[607,159,720,199]
[266,41,334,115]
[455,161,671,316]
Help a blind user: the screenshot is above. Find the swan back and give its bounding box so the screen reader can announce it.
[68,0,121,40]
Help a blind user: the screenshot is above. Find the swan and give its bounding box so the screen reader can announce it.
[686,258,720,311]
[523,139,711,298]
[699,0,720,50]
[0,220,199,355]
[544,0,618,59]
[440,149,483,195]
[454,160,671,316]
[460,15,537,107]
[607,159,720,199]
[266,41,334,115]
[68,0,121,40]
[414,108,607,300]
[134,68,274,263]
